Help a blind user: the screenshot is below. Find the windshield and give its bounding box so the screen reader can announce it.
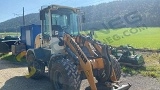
[51,8,79,36]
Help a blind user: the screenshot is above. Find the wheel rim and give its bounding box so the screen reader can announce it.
[27,53,41,73]
[27,54,34,72]
[28,61,41,73]
[53,70,64,90]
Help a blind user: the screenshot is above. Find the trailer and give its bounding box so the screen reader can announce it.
[11,24,41,55]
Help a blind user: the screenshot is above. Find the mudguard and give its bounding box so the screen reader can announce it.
[27,47,51,62]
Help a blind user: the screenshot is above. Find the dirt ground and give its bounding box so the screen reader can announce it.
[0,60,160,90]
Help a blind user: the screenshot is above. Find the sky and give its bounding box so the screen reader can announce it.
[0,0,116,23]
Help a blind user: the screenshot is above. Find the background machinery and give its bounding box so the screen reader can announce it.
[26,5,131,90]
[110,45,145,67]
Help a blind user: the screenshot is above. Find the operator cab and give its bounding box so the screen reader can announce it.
[40,5,81,54]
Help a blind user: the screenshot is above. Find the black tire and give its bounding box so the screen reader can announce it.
[96,55,112,83]
[49,59,81,90]
[26,52,45,79]
[96,56,121,83]
[110,55,121,81]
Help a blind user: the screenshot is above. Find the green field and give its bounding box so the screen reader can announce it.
[1,27,160,49]
[90,27,160,50]
[82,27,160,78]
[0,32,20,38]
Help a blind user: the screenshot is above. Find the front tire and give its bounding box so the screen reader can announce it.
[49,59,81,90]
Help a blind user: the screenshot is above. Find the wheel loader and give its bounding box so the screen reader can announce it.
[25,5,131,90]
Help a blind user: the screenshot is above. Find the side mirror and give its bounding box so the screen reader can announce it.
[40,10,45,20]
[82,13,85,23]
[89,30,94,38]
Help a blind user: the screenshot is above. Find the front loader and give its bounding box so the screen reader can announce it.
[25,5,131,90]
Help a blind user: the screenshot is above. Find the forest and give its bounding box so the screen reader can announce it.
[0,0,159,32]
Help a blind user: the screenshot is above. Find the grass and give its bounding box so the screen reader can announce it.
[0,53,26,62]
[121,66,160,78]
[82,27,160,50]
[0,32,20,38]
[82,27,160,78]
[121,52,160,78]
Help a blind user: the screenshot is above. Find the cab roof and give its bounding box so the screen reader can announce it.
[41,4,80,13]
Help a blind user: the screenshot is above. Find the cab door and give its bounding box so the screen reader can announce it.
[49,13,65,54]
[41,10,52,49]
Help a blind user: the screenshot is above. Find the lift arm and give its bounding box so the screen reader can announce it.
[64,34,97,90]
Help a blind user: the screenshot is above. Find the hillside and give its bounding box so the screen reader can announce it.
[0,13,40,32]
[0,0,160,32]
[81,0,160,30]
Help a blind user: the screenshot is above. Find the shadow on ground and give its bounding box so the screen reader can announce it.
[0,76,53,90]
[0,60,27,70]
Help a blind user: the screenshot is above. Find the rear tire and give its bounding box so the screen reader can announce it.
[110,55,121,81]
[26,52,45,79]
[96,55,121,83]
[49,59,81,90]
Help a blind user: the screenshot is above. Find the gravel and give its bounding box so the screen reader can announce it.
[0,60,160,90]
[120,74,160,90]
